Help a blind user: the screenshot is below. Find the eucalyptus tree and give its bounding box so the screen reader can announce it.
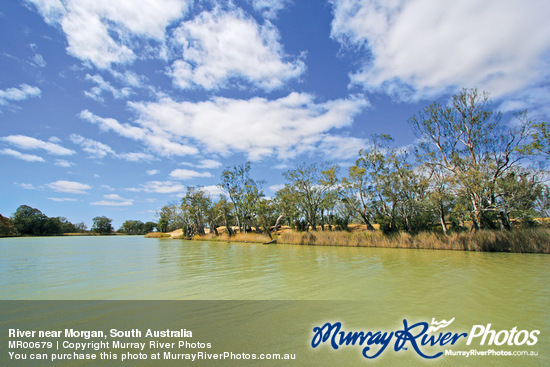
[214,196,235,236]
[409,88,532,230]
[181,186,213,236]
[91,216,113,234]
[527,121,549,158]
[219,162,265,233]
[281,163,338,231]
[157,201,185,232]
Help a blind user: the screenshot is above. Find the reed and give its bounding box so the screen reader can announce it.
[277,228,550,253]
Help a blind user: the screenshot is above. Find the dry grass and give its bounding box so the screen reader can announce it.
[278,228,550,253]
[193,232,272,244]
[144,232,171,238]
[148,227,549,253]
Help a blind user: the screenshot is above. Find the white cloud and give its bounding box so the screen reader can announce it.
[70,134,114,158]
[170,7,304,90]
[181,159,222,169]
[90,200,133,206]
[84,74,132,101]
[169,168,212,180]
[19,183,37,190]
[48,197,78,202]
[55,159,74,167]
[118,152,155,162]
[47,180,91,194]
[91,193,133,206]
[268,184,285,192]
[331,0,550,101]
[127,180,185,194]
[317,134,367,160]
[250,0,290,19]
[78,109,198,157]
[0,148,44,162]
[32,54,47,68]
[201,185,226,198]
[1,135,74,155]
[146,169,160,176]
[27,0,190,69]
[0,84,41,105]
[125,92,368,160]
[198,159,222,169]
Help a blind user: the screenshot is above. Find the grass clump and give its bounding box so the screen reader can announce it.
[277,228,550,253]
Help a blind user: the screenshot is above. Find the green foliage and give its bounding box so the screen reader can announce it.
[156,202,184,232]
[281,162,338,231]
[410,88,536,231]
[0,214,17,236]
[119,220,156,235]
[91,216,113,234]
[11,205,68,236]
[219,162,265,233]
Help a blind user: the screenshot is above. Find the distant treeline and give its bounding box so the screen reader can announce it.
[157,89,549,239]
[0,206,156,237]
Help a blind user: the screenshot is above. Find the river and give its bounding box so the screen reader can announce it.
[0,236,548,366]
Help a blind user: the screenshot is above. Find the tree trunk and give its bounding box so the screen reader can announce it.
[498,211,512,231]
[438,202,448,235]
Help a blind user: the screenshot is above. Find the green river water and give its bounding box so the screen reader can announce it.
[0,236,548,366]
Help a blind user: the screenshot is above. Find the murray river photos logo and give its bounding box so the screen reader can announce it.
[311,318,540,359]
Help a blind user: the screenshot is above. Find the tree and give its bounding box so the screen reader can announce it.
[91,216,113,234]
[282,163,337,231]
[410,88,533,231]
[156,202,184,232]
[181,186,213,236]
[119,220,145,235]
[219,162,264,233]
[215,196,235,236]
[12,205,48,235]
[74,222,88,233]
[143,221,157,234]
[527,121,549,157]
[0,214,17,236]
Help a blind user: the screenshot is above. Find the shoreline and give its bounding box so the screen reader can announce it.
[145,228,550,254]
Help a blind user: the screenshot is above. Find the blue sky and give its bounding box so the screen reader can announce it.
[1,0,549,228]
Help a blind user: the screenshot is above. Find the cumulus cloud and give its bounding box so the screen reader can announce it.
[200,185,226,198]
[0,148,44,162]
[169,169,212,180]
[78,109,198,157]
[330,0,550,101]
[70,134,114,158]
[118,152,155,162]
[198,159,222,169]
[48,197,77,202]
[91,194,133,206]
[110,92,368,160]
[27,0,190,68]
[1,135,74,155]
[55,159,74,167]
[47,180,91,194]
[250,0,291,19]
[127,181,185,194]
[170,7,305,90]
[0,84,41,105]
[84,74,132,101]
[146,169,160,176]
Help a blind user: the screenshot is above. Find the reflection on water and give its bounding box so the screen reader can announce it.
[1,236,548,304]
[0,236,548,366]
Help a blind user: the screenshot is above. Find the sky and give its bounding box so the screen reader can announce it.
[1,0,549,229]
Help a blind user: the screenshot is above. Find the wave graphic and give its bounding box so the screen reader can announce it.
[427,317,455,333]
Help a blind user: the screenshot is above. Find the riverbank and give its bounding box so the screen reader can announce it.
[148,228,550,254]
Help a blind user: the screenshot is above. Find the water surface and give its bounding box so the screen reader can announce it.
[1,236,548,366]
